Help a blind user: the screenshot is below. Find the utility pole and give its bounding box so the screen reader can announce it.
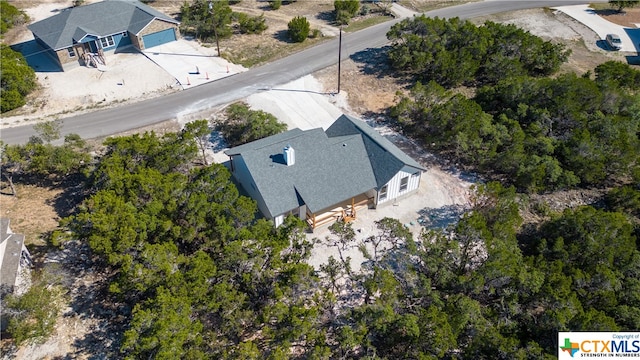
[337,26,342,94]
[208,1,221,57]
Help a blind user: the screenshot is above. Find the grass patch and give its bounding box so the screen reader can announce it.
[588,3,614,11]
[0,184,62,247]
[398,0,477,13]
[223,37,329,68]
[344,14,393,32]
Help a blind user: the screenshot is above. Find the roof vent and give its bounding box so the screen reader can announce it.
[283,145,295,166]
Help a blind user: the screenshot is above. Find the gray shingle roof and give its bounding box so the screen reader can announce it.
[327,114,426,187]
[27,0,178,51]
[225,115,426,218]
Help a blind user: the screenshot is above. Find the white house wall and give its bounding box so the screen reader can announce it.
[377,167,422,205]
[231,155,272,219]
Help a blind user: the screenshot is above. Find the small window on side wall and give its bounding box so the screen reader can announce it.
[399,176,409,192]
[67,47,76,58]
[379,185,388,201]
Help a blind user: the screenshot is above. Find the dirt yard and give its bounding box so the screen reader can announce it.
[1,1,638,358]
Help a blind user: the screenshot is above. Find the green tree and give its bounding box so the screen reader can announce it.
[609,0,640,12]
[122,287,204,359]
[180,0,233,41]
[595,60,640,89]
[334,0,359,24]
[1,0,29,35]
[3,273,64,346]
[1,44,37,113]
[183,119,212,166]
[288,16,310,43]
[33,120,62,143]
[0,133,90,196]
[218,102,286,146]
[606,185,640,216]
[335,0,359,16]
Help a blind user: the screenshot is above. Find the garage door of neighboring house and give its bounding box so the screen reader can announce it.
[142,28,176,49]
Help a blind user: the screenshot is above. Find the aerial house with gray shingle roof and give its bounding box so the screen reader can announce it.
[27,0,180,71]
[224,115,426,230]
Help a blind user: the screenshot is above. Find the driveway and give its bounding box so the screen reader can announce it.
[556,4,640,52]
[142,39,247,89]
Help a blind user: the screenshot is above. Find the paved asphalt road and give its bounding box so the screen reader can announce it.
[0,0,597,145]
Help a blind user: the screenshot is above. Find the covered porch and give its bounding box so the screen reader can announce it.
[306,193,373,230]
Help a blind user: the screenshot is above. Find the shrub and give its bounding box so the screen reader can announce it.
[270,0,281,10]
[287,16,310,43]
[237,13,268,34]
[310,28,322,39]
[335,0,359,17]
[3,273,64,346]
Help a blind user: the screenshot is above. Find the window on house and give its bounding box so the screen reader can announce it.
[100,35,115,48]
[67,47,76,57]
[399,176,409,192]
[379,185,388,201]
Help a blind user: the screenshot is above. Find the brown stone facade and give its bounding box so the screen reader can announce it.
[135,19,180,50]
[56,43,94,71]
[55,46,80,65]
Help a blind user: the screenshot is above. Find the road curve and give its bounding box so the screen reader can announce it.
[1,0,596,145]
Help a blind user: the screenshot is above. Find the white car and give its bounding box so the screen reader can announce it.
[605,33,622,51]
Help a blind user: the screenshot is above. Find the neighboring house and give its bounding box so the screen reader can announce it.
[225,115,426,230]
[27,0,180,71]
[0,218,32,298]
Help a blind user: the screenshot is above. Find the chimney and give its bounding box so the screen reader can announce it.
[283,145,295,166]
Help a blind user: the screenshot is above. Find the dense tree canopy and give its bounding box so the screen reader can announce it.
[387,16,570,87]
[1,44,37,113]
[62,126,325,358]
[0,123,90,196]
[391,65,640,192]
[317,182,640,358]
[595,60,640,89]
